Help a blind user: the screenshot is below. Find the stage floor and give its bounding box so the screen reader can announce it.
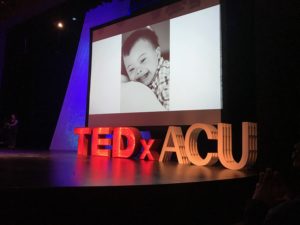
[0,148,256,189]
[0,148,258,225]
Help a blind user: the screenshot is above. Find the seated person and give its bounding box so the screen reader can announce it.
[5,114,18,149]
[240,142,300,225]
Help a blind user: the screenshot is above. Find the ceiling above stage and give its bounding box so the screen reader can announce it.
[0,0,67,25]
[0,0,178,25]
[0,0,113,27]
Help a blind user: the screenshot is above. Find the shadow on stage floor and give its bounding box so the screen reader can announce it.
[0,149,257,225]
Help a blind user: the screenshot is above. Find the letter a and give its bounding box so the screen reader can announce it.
[159,126,189,164]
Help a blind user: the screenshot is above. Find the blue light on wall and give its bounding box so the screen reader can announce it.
[50,0,131,150]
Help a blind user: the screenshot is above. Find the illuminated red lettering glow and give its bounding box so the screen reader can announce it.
[74,122,257,170]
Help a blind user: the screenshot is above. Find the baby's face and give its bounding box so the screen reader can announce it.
[123,39,160,86]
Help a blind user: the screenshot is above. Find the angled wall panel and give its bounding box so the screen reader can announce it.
[50,0,130,150]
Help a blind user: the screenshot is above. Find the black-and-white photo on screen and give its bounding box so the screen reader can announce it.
[88,1,221,126]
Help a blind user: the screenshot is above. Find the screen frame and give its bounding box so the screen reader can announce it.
[87,0,221,127]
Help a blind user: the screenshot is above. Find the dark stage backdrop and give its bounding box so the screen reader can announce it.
[221,0,300,171]
[0,2,84,149]
[0,0,299,172]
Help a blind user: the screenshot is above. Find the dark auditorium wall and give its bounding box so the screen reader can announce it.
[254,0,300,171]
[221,0,256,161]
[0,0,299,172]
[221,0,300,171]
[0,31,5,91]
[0,2,84,149]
